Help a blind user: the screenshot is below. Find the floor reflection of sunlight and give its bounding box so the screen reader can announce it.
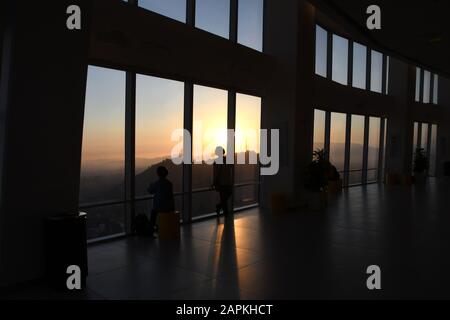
[208,216,241,298]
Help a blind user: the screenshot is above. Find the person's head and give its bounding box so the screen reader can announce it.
[215,146,225,158]
[156,166,169,179]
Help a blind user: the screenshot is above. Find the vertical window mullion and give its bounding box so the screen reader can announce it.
[347,40,353,87]
[362,116,370,184]
[324,111,331,161]
[419,68,424,103]
[378,117,386,182]
[187,0,196,26]
[183,83,194,223]
[344,114,352,187]
[125,72,136,233]
[366,48,371,91]
[426,124,432,171]
[326,32,333,80]
[230,0,238,42]
[228,91,236,210]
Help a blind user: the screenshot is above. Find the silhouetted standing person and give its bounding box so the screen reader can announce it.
[148,166,175,236]
[212,147,233,216]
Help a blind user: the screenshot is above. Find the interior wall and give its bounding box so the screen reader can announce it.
[0,0,92,287]
[89,0,274,97]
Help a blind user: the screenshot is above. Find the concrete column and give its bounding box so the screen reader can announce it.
[261,0,315,209]
[436,76,450,176]
[0,1,91,287]
[384,58,414,176]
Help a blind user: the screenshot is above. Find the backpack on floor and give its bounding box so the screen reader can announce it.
[132,214,152,236]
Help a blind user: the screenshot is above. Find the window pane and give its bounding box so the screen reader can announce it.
[423,70,431,103]
[192,85,228,190]
[135,75,184,197]
[234,184,258,209]
[433,74,438,105]
[80,66,126,204]
[415,67,421,102]
[313,109,326,152]
[421,123,429,151]
[332,34,348,85]
[238,0,264,51]
[381,118,388,180]
[349,115,365,185]
[370,50,382,93]
[235,93,261,184]
[192,190,221,218]
[139,0,186,23]
[315,25,327,77]
[352,42,366,89]
[367,117,380,182]
[385,56,390,95]
[196,0,230,39]
[86,204,126,240]
[329,112,346,172]
[429,124,437,177]
[412,122,419,169]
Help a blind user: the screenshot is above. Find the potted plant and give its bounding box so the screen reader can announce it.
[413,147,428,185]
[327,164,342,193]
[305,149,329,210]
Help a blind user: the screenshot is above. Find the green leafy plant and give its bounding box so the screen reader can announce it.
[413,147,429,173]
[305,149,331,192]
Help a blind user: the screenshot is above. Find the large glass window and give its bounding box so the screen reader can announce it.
[329,112,347,173]
[138,0,186,23]
[235,93,261,208]
[196,0,230,39]
[385,56,390,95]
[421,123,429,151]
[313,109,326,151]
[415,67,421,102]
[332,34,348,85]
[412,122,419,169]
[367,117,381,182]
[433,74,439,105]
[315,25,328,78]
[352,42,367,89]
[238,0,264,51]
[370,50,383,93]
[80,66,126,239]
[423,70,431,103]
[429,124,438,177]
[348,115,365,185]
[192,85,228,217]
[381,118,388,180]
[135,74,184,198]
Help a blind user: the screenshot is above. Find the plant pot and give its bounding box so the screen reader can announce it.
[307,191,327,211]
[328,179,343,194]
[269,193,288,215]
[414,171,427,185]
[401,175,414,186]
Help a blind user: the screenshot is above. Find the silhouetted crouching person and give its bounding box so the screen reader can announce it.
[212,147,233,216]
[148,166,175,237]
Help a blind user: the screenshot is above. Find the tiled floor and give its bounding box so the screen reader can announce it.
[3,178,450,299]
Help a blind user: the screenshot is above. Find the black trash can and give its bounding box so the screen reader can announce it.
[44,212,88,290]
[444,162,450,177]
